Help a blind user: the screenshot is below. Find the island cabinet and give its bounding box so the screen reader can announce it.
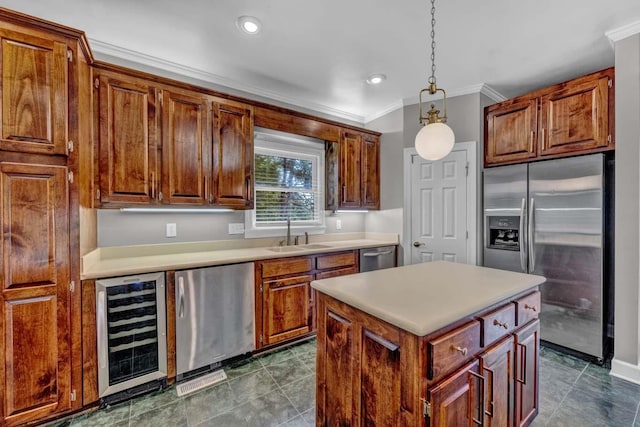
[93,65,254,209]
[254,251,358,349]
[315,277,541,427]
[485,67,614,167]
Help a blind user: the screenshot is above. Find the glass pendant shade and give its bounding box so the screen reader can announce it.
[414,122,455,161]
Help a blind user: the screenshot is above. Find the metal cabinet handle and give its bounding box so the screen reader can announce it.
[529,198,536,272]
[469,370,485,427]
[493,319,509,329]
[364,330,399,352]
[524,303,538,312]
[413,242,425,247]
[178,276,185,318]
[483,366,495,418]
[516,342,527,385]
[150,172,155,199]
[97,291,107,370]
[519,198,526,272]
[363,250,393,257]
[453,345,468,356]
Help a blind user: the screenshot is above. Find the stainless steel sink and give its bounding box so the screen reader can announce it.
[300,243,333,250]
[267,246,304,253]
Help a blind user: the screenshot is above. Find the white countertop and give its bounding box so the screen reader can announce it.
[311,261,545,337]
[81,232,398,279]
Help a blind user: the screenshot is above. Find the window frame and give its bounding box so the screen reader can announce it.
[244,129,326,238]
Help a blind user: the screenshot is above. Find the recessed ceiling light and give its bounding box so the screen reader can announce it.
[236,16,262,35]
[366,74,387,85]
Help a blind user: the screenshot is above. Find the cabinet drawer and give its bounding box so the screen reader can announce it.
[479,303,516,347]
[427,320,481,382]
[316,251,357,270]
[261,257,314,278]
[315,266,358,280]
[515,291,541,326]
[264,274,314,289]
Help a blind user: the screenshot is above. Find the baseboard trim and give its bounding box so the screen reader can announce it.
[610,358,640,385]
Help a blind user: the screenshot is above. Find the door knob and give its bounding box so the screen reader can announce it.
[413,242,425,247]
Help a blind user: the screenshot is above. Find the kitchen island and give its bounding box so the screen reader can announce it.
[311,260,545,427]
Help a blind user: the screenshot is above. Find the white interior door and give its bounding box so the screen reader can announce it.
[409,149,468,264]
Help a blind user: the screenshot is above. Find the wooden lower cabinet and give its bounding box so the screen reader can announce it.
[514,320,540,427]
[479,336,515,427]
[0,162,73,426]
[427,360,482,426]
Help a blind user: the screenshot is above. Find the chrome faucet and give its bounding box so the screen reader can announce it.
[286,217,292,246]
[305,231,309,244]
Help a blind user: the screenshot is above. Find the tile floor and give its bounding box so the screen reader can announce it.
[45,339,640,427]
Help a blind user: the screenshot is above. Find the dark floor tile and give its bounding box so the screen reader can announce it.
[288,339,316,357]
[279,414,310,426]
[258,349,297,367]
[540,346,589,372]
[280,374,315,413]
[195,410,249,426]
[539,356,584,387]
[538,376,572,420]
[229,389,299,427]
[300,409,315,425]
[43,417,74,427]
[184,382,240,426]
[129,386,180,418]
[549,388,637,427]
[297,351,316,371]
[265,356,313,386]
[575,366,640,410]
[229,368,279,403]
[72,402,130,427]
[128,400,187,427]
[225,357,264,380]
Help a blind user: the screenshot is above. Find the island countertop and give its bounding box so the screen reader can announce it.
[311,260,545,336]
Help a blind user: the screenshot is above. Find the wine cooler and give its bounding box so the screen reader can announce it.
[96,272,167,398]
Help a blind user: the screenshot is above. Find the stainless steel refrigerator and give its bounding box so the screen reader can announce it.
[483,153,614,361]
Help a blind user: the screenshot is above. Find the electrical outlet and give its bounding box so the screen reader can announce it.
[228,223,245,234]
[166,223,177,238]
[336,219,342,230]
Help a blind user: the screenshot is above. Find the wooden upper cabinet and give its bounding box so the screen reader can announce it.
[0,162,72,426]
[212,100,253,208]
[339,131,362,208]
[0,28,69,156]
[161,90,211,205]
[96,72,159,205]
[539,71,611,157]
[361,134,380,209]
[485,98,538,166]
[485,67,614,167]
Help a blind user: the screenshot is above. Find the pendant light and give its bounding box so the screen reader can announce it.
[415,0,455,161]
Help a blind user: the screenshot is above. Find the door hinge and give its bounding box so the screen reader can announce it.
[67,49,73,63]
[608,79,612,88]
[465,162,469,176]
[411,154,417,164]
[422,399,431,417]
[67,140,74,153]
[466,231,469,239]
[67,171,74,183]
[94,78,100,89]
[260,284,263,292]
[69,281,75,292]
[96,188,101,200]
[158,191,163,201]
[159,92,163,105]
[259,335,264,344]
[608,134,612,143]
[70,389,77,402]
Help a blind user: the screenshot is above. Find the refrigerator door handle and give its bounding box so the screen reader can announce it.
[519,198,527,272]
[178,276,185,319]
[528,197,536,272]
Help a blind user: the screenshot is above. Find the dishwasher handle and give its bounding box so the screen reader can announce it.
[178,276,185,318]
[97,290,107,370]
[363,250,394,257]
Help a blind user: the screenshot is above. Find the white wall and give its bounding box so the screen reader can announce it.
[611,33,640,383]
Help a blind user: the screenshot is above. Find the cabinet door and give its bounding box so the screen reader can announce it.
[161,90,211,205]
[428,359,482,426]
[539,73,610,157]
[479,336,515,427]
[212,100,253,208]
[514,320,539,427]
[0,29,68,155]
[96,73,159,205]
[485,99,538,166]
[262,274,312,345]
[0,163,71,426]
[339,131,362,207]
[361,135,380,209]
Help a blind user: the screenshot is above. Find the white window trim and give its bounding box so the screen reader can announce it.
[244,129,326,238]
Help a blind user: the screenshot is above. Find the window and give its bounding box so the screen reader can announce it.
[245,129,325,237]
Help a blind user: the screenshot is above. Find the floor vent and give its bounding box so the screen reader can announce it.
[176,369,227,397]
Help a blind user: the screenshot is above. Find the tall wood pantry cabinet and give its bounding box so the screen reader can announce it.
[0,9,90,426]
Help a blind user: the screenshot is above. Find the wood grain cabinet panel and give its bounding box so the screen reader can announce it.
[479,336,515,427]
[361,134,380,209]
[428,359,482,427]
[0,29,69,156]
[339,131,362,208]
[262,274,313,345]
[485,98,538,166]
[514,320,540,427]
[161,90,211,205]
[0,162,71,426]
[96,72,159,205]
[212,100,253,208]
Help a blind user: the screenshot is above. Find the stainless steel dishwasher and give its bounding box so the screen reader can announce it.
[359,246,397,271]
[175,263,255,379]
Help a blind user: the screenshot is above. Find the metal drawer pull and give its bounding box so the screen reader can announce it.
[469,370,485,427]
[363,250,393,257]
[516,342,527,385]
[365,330,399,352]
[524,303,538,312]
[493,319,509,329]
[452,345,468,356]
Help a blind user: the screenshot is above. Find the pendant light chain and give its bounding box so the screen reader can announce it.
[428,0,437,85]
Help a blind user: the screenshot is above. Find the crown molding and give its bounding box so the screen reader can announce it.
[88,38,366,124]
[479,84,507,102]
[402,83,506,106]
[606,20,640,45]
[364,100,404,124]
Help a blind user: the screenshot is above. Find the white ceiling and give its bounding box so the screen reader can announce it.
[3,0,640,124]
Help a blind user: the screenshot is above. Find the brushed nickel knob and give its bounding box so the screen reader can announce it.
[413,241,425,247]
